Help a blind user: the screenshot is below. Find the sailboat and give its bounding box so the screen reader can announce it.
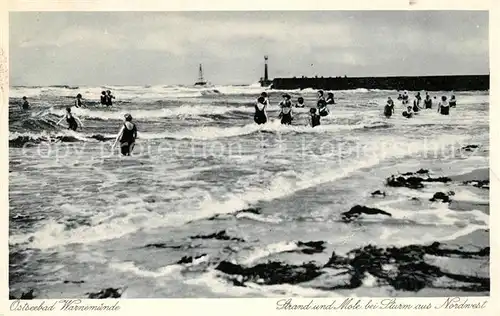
[194,64,208,86]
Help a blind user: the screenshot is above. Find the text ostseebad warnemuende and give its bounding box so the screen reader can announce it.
[10,299,120,312]
[276,297,488,311]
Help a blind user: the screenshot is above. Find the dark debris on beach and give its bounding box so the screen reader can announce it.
[214,241,489,292]
[463,180,489,189]
[10,168,490,298]
[341,205,392,222]
[386,169,452,189]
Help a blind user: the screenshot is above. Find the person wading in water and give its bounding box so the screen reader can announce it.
[112,113,138,156]
[254,95,268,125]
[278,94,293,125]
[438,96,450,115]
[56,107,83,131]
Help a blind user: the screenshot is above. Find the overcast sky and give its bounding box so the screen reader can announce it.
[10,11,488,86]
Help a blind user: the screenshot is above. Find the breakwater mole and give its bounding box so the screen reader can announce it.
[268,75,489,91]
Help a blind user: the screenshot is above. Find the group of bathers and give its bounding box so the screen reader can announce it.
[254,90,336,128]
[21,91,136,156]
[385,91,457,118]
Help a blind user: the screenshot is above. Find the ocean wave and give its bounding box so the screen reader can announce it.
[185,269,345,297]
[110,255,209,278]
[47,105,253,121]
[9,131,91,147]
[10,85,490,104]
[137,119,361,141]
[9,134,472,250]
[237,241,300,265]
[8,130,116,147]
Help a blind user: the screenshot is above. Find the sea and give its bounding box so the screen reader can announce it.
[8,83,490,298]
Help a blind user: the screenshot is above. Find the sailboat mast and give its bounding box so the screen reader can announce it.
[195,63,207,86]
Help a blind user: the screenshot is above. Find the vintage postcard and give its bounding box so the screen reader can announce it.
[1,0,498,315]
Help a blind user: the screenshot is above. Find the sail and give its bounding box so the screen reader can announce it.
[195,64,207,86]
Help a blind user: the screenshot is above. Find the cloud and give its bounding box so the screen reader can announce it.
[9,11,489,86]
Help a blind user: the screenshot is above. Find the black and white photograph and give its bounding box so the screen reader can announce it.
[7,9,491,300]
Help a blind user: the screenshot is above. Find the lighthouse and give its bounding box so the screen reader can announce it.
[259,55,272,87]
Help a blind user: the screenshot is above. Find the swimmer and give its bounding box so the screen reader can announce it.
[56,107,83,131]
[21,96,30,110]
[415,92,422,102]
[106,90,115,106]
[449,95,457,108]
[438,96,450,115]
[384,97,394,118]
[412,98,422,113]
[317,99,329,117]
[326,92,335,105]
[402,91,409,105]
[295,96,305,108]
[259,92,270,107]
[317,90,325,103]
[75,93,85,108]
[316,91,328,116]
[424,94,432,109]
[112,113,137,156]
[254,96,268,125]
[278,94,293,125]
[100,91,107,106]
[309,108,321,127]
[402,105,413,118]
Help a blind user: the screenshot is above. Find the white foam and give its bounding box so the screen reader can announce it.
[11,131,473,250]
[238,241,299,265]
[235,212,282,224]
[361,273,378,287]
[49,105,251,121]
[110,261,183,278]
[452,189,489,204]
[9,130,89,142]
[185,270,345,297]
[135,119,359,141]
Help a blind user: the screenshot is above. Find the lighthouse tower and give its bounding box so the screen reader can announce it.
[259,55,272,87]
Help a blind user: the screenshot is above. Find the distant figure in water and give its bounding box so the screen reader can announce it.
[100,91,107,106]
[278,94,293,125]
[317,90,325,103]
[106,90,115,106]
[112,113,137,156]
[21,96,30,110]
[397,93,403,100]
[402,105,413,118]
[424,94,432,109]
[309,108,321,127]
[260,92,270,107]
[384,97,394,118]
[402,90,410,105]
[412,98,421,113]
[57,107,83,131]
[326,92,335,105]
[415,92,422,105]
[254,96,268,125]
[295,96,305,108]
[449,95,457,108]
[75,93,85,108]
[317,90,329,117]
[402,91,409,105]
[438,96,450,115]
